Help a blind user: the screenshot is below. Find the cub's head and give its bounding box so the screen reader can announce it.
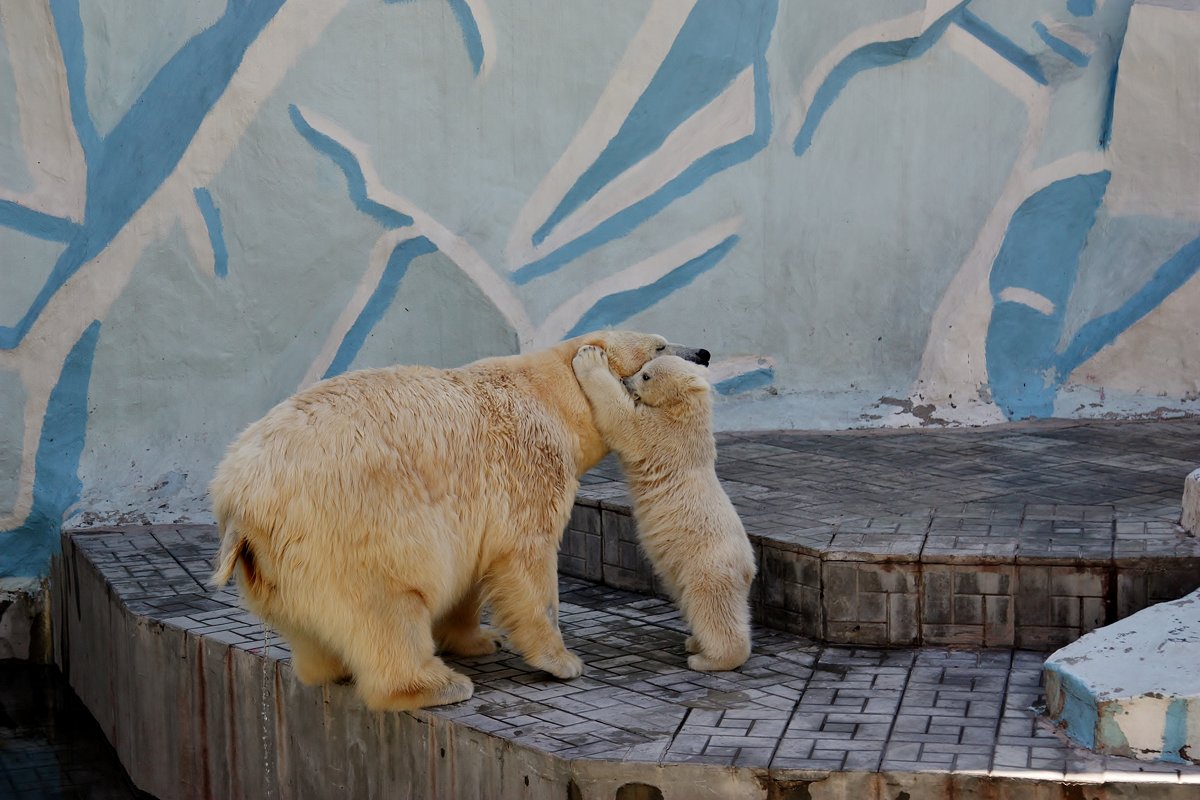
[623,355,712,410]
[580,330,710,378]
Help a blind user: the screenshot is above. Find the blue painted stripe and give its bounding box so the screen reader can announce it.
[714,367,774,396]
[323,236,438,379]
[1068,0,1095,17]
[0,320,100,578]
[957,10,1048,87]
[986,171,1110,420]
[1161,698,1190,764]
[519,0,776,279]
[1033,21,1089,67]
[48,0,101,163]
[1058,233,1200,376]
[793,2,977,157]
[1045,662,1098,749]
[564,234,738,338]
[290,105,415,230]
[1099,60,1119,148]
[192,188,229,278]
[1,0,286,351]
[0,200,79,243]
[446,0,485,76]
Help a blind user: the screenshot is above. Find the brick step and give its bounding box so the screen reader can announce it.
[52,528,1200,799]
[565,420,1200,649]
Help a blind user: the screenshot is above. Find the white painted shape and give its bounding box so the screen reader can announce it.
[533,215,742,347]
[0,0,86,220]
[505,0,696,269]
[291,107,534,345]
[0,0,351,529]
[784,10,926,144]
[1106,3,1200,221]
[998,286,1056,315]
[300,228,412,389]
[529,68,755,262]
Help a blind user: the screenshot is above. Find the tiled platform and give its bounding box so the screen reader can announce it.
[565,418,1200,648]
[53,527,1200,799]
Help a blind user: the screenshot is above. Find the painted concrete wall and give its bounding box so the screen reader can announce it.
[2,0,1200,578]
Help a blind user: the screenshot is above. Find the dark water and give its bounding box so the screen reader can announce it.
[0,661,153,799]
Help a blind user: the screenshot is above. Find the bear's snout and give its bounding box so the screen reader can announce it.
[665,345,710,367]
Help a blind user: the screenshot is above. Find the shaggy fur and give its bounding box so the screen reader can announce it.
[572,346,756,671]
[210,331,707,710]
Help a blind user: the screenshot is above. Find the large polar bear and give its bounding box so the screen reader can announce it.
[210,331,708,710]
[572,346,756,671]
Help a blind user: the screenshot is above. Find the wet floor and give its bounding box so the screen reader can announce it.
[0,660,152,799]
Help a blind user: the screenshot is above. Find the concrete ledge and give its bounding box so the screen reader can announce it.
[52,528,1200,799]
[1045,590,1200,765]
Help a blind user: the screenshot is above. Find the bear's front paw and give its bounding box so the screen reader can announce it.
[573,345,609,376]
[528,648,584,680]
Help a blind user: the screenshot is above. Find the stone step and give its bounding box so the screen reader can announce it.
[565,420,1200,650]
[1045,589,1200,765]
[51,527,1200,799]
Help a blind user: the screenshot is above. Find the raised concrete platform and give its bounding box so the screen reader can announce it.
[53,527,1200,799]
[566,419,1200,649]
[1045,590,1200,765]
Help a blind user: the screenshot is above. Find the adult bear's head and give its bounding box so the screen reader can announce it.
[578,330,710,378]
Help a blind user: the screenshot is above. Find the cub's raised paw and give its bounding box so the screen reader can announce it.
[573,345,609,374]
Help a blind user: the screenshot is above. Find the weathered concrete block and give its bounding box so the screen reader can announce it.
[1181,468,1200,534]
[1044,589,1200,765]
[0,577,51,661]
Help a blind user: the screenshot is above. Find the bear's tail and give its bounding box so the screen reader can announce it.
[210,520,253,589]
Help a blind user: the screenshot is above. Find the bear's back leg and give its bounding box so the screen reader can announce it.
[326,584,474,711]
[284,628,352,685]
[433,583,503,657]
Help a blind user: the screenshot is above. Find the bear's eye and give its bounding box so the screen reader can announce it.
[655,345,666,352]
[643,374,651,381]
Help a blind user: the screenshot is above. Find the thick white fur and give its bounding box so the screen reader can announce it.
[210,331,694,710]
[572,347,756,671]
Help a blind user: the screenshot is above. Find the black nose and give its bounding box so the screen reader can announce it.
[697,349,710,367]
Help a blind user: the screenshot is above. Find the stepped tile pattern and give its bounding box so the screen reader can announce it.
[569,418,1200,647]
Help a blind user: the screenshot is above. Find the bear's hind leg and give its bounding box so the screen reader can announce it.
[433,583,504,657]
[333,588,474,711]
[680,576,752,672]
[285,629,352,685]
[485,551,583,680]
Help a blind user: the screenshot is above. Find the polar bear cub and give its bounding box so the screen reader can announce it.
[572,346,756,671]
